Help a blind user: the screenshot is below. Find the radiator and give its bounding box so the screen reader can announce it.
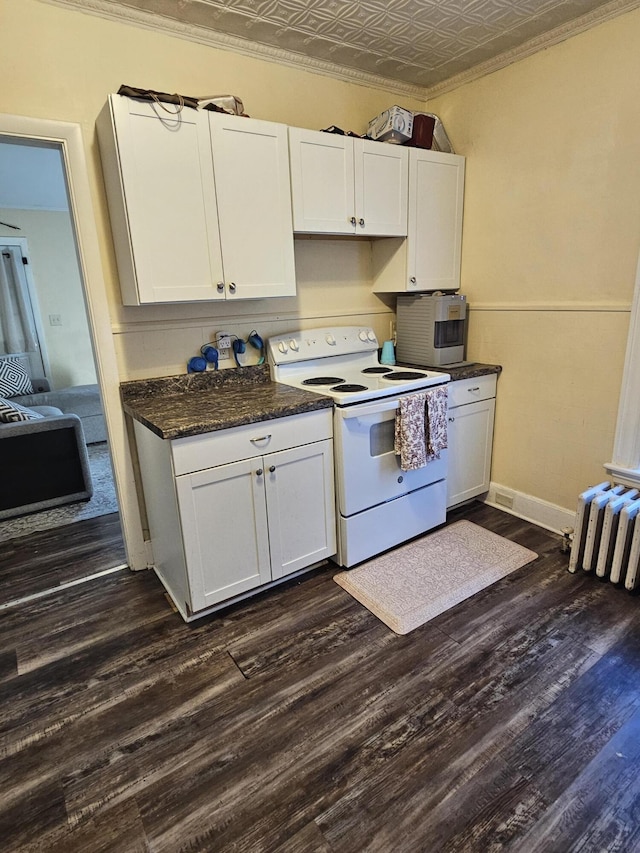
[569,482,640,589]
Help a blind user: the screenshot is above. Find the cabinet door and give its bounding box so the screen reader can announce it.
[354,139,408,236]
[176,458,271,611]
[103,96,224,304]
[446,398,496,508]
[264,440,336,580]
[288,128,355,234]
[407,150,465,292]
[209,113,296,299]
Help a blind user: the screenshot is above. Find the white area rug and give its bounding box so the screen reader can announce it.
[0,443,118,542]
[333,520,538,635]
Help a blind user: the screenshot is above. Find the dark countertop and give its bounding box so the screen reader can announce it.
[400,362,502,381]
[120,364,332,440]
[121,361,501,440]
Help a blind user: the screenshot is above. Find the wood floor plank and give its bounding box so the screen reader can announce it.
[43,799,150,853]
[134,630,458,851]
[498,627,640,803]
[273,820,334,852]
[3,503,640,851]
[0,513,125,603]
[513,704,640,852]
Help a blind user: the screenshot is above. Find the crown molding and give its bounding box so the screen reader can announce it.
[37,0,427,100]
[425,0,640,99]
[39,0,640,101]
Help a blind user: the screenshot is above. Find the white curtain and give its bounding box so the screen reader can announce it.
[0,246,38,355]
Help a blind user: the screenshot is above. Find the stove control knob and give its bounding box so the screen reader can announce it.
[367,330,376,342]
[326,334,336,346]
[358,330,368,342]
[278,341,288,354]
[289,339,299,351]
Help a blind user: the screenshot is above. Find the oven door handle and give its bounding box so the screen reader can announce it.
[340,399,400,419]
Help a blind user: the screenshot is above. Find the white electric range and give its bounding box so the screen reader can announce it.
[268,326,450,567]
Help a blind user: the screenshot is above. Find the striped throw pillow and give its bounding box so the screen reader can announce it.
[0,357,34,398]
[0,397,44,423]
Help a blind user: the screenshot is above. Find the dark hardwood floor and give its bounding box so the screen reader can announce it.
[2,501,640,852]
[0,513,126,605]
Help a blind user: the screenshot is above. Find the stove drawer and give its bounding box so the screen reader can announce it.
[171,409,333,475]
[447,373,496,407]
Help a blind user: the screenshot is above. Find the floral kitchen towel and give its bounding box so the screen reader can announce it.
[394,386,448,471]
[394,392,427,470]
[425,385,448,459]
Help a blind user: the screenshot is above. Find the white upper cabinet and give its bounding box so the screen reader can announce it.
[97,95,296,305]
[288,128,408,236]
[98,95,223,305]
[372,149,465,293]
[209,113,296,300]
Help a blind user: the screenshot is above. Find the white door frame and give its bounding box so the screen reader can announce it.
[0,113,147,569]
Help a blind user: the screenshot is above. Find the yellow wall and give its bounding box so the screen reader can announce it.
[429,9,640,512]
[0,0,418,378]
[2,0,639,519]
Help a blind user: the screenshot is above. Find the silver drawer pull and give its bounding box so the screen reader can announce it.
[250,435,271,444]
[468,386,480,392]
[448,416,455,422]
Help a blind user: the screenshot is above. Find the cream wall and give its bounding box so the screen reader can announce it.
[0,209,97,388]
[429,9,640,514]
[2,0,639,528]
[0,0,418,380]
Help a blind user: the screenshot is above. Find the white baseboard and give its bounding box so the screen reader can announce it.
[483,482,575,535]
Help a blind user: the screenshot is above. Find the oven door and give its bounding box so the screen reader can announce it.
[334,395,447,517]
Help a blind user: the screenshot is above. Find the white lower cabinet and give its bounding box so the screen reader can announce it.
[446,374,497,508]
[134,410,336,619]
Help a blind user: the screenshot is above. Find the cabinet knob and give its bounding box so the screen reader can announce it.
[228,282,237,294]
[359,218,365,227]
[256,468,263,477]
[448,416,455,422]
[216,281,224,293]
[350,216,356,226]
[269,465,276,473]
[410,276,417,285]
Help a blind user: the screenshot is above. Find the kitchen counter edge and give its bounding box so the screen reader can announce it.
[120,364,333,440]
[399,362,502,381]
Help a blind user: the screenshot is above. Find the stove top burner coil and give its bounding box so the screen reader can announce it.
[302,376,345,386]
[361,367,394,374]
[331,383,368,392]
[383,371,428,381]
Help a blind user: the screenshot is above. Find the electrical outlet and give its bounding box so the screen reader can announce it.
[49,314,62,326]
[215,331,232,360]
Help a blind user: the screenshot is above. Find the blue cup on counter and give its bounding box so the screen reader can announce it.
[380,340,396,365]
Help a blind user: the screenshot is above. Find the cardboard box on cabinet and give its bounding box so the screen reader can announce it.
[367,106,413,144]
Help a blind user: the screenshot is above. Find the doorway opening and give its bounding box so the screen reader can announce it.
[0,133,126,604]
